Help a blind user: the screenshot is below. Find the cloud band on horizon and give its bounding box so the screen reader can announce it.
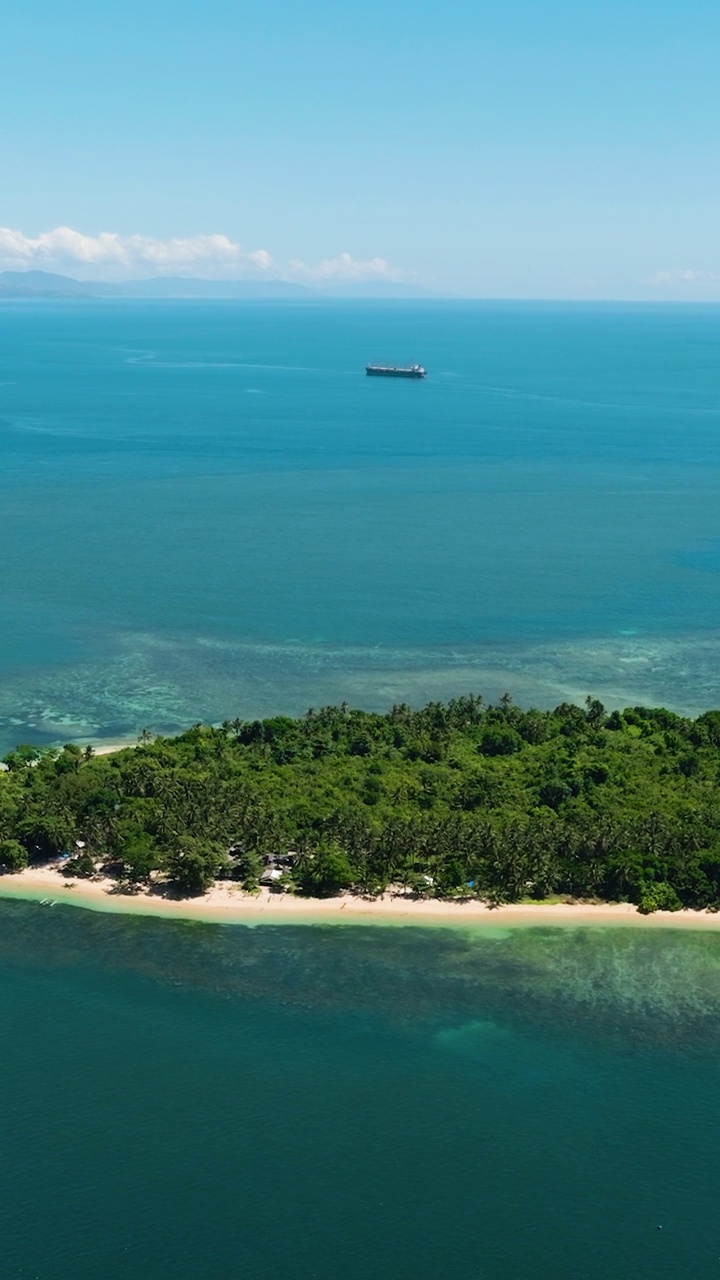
[0,225,407,284]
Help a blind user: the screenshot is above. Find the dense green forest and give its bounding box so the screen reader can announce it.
[3,695,720,911]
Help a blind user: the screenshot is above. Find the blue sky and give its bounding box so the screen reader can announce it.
[2,0,720,296]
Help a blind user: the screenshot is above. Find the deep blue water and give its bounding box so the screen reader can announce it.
[2,902,720,1279]
[1,299,720,750]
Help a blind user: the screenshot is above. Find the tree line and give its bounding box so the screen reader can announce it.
[2,694,720,910]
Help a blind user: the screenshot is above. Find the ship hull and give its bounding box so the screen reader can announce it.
[365,366,426,378]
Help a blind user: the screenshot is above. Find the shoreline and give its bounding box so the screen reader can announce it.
[91,739,138,755]
[2,866,720,929]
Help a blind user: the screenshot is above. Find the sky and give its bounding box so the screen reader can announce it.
[2,0,720,297]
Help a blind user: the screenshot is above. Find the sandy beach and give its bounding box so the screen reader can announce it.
[1,864,720,929]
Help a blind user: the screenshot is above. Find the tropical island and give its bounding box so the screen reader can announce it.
[2,694,720,918]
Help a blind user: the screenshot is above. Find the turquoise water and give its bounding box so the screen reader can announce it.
[2,902,720,1278]
[4,305,720,1277]
[2,299,720,749]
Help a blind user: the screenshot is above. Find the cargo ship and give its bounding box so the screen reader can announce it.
[365,363,427,379]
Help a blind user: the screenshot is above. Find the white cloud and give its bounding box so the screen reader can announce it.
[0,226,271,279]
[647,268,720,286]
[287,251,401,282]
[0,225,407,284]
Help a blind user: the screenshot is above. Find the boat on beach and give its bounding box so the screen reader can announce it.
[365,363,427,378]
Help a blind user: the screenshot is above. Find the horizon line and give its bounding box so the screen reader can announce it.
[3,268,720,304]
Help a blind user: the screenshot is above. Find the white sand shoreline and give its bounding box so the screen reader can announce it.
[1,865,720,929]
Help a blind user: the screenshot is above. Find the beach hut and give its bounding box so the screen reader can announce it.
[259,867,284,885]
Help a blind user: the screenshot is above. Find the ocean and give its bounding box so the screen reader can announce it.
[2,900,720,1279]
[1,298,720,753]
[3,311,720,1277]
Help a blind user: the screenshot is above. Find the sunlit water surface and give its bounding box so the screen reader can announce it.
[2,901,720,1278]
[2,300,720,750]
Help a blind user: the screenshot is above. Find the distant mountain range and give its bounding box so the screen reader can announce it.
[0,270,440,300]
